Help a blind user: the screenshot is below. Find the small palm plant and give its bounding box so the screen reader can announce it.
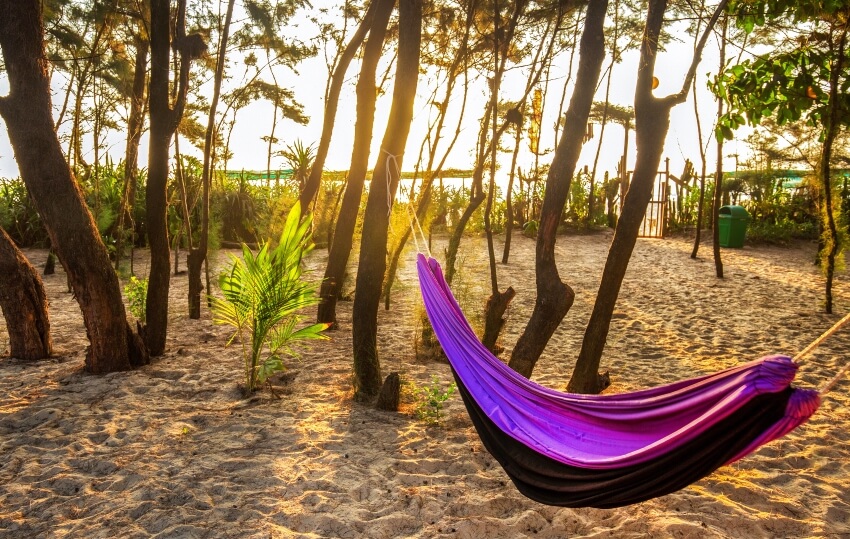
[210,202,328,393]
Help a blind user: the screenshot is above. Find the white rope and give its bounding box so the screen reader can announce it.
[793,311,850,363]
[384,149,432,258]
[790,311,850,394]
[820,361,850,395]
[383,149,402,217]
[407,205,421,254]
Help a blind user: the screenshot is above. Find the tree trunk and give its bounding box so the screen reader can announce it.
[508,0,608,378]
[145,0,195,355]
[375,372,400,411]
[0,227,52,360]
[588,2,619,227]
[317,0,395,327]
[384,1,475,309]
[0,0,147,372]
[820,21,847,314]
[481,287,516,353]
[712,17,727,278]
[502,122,522,264]
[299,0,381,212]
[444,0,529,286]
[690,65,708,259]
[352,0,421,401]
[569,0,727,394]
[189,0,235,319]
[115,34,149,272]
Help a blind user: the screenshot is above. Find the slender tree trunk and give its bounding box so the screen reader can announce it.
[189,0,235,319]
[569,0,727,394]
[820,22,847,314]
[0,227,52,360]
[266,78,279,187]
[481,0,515,355]
[0,0,147,372]
[145,0,197,355]
[508,0,608,378]
[501,124,521,263]
[299,0,381,211]
[589,3,619,226]
[317,0,395,327]
[690,68,708,258]
[712,17,727,278]
[115,35,149,271]
[444,0,529,285]
[352,0,421,401]
[553,8,583,145]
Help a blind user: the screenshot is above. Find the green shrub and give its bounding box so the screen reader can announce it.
[123,276,148,323]
[745,218,817,245]
[210,202,328,393]
[413,375,457,424]
[0,178,47,246]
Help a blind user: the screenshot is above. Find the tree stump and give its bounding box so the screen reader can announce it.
[481,286,516,354]
[375,372,401,411]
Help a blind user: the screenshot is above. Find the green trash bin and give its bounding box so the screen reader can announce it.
[718,205,750,248]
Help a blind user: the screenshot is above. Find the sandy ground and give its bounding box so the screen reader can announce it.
[1,232,848,538]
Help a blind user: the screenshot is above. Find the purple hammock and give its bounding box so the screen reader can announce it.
[416,254,820,508]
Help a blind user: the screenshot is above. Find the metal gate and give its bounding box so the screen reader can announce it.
[638,169,669,239]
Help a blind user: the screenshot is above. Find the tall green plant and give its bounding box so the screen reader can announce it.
[210,203,328,393]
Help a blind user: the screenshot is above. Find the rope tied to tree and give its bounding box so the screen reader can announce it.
[381,149,432,259]
[791,311,850,394]
[382,149,402,218]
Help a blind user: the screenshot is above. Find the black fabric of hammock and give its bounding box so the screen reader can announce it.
[455,376,792,508]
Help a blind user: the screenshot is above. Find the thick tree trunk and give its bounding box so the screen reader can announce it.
[352,0,421,401]
[384,2,475,309]
[570,109,668,393]
[317,0,395,327]
[299,0,381,212]
[0,0,147,372]
[0,227,52,360]
[569,0,726,393]
[375,372,400,411]
[145,0,194,355]
[508,0,608,378]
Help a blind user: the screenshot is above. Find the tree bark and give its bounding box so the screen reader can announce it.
[317,0,395,327]
[145,0,196,355]
[189,0,235,319]
[383,1,475,309]
[352,0,421,401]
[115,33,149,271]
[0,0,147,372]
[569,0,727,394]
[820,20,847,314]
[502,123,522,264]
[508,0,608,378]
[299,0,381,212]
[712,17,727,279]
[375,372,401,411]
[0,227,52,360]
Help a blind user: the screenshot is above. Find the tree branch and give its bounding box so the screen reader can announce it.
[663,0,729,107]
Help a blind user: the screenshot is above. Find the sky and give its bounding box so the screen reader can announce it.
[0,4,748,191]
